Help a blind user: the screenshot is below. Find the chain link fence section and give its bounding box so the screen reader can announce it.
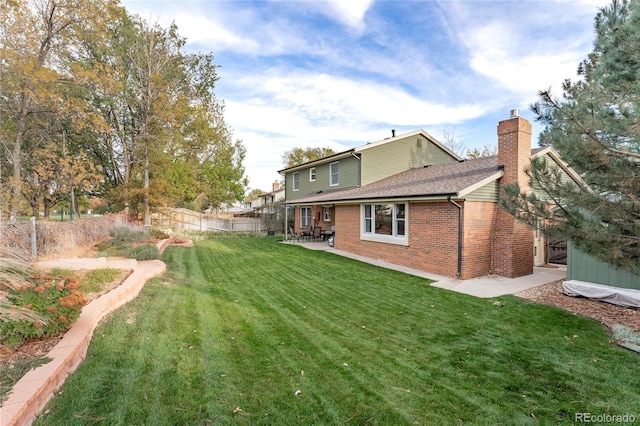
[0,214,129,260]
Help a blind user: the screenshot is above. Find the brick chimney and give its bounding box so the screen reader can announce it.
[491,110,534,278]
[272,181,280,191]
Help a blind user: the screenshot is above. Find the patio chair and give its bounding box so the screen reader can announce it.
[288,226,301,243]
[312,226,322,242]
[321,225,335,240]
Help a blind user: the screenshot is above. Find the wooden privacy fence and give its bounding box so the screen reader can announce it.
[152,208,264,233]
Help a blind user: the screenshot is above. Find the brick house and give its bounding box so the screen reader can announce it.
[280,112,585,280]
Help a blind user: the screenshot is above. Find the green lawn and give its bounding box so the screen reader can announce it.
[35,236,640,425]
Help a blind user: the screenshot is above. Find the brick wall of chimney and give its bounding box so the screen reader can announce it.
[492,115,534,278]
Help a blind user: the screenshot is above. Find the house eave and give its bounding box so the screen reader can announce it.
[286,193,463,206]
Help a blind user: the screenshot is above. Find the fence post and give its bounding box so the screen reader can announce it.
[30,217,37,259]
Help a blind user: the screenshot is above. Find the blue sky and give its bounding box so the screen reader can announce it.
[121,0,608,192]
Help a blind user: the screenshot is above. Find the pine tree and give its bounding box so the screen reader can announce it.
[501,0,640,272]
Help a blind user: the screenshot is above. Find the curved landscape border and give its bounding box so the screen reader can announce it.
[0,238,187,426]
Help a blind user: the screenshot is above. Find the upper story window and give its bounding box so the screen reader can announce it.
[309,167,316,182]
[362,203,407,245]
[330,161,339,186]
[293,172,299,191]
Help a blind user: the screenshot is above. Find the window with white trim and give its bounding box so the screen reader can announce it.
[330,162,339,186]
[293,172,299,191]
[323,207,331,222]
[362,203,406,237]
[309,167,316,182]
[300,207,312,227]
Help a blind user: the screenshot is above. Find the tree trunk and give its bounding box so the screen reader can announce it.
[10,102,29,218]
[143,145,150,227]
[43,198,51,218]
[70,186,79,218]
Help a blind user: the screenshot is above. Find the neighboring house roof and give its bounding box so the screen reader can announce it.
[287,147,588,205]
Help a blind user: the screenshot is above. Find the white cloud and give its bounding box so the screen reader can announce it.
[233,73,485,130]
[325,0,374,29]
[465,21,584,99]
[443,3,600,106]
[175,14,260,52]
[122,2,313,56]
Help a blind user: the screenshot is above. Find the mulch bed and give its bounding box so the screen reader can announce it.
[515,280,640,332]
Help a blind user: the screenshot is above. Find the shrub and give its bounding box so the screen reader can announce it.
[94,241,120,257]
[0,275,86,347]
[122,245,160,261]
[110,225,149,243]
[150,229,170,240]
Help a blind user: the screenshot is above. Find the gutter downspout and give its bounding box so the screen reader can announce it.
[447,196,462,277]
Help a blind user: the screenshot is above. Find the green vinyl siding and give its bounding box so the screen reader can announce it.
[466,181,499,202]
[568,242,640,290]
[285,155,361,201]
[531,153,579,202]
[360,135,457,186]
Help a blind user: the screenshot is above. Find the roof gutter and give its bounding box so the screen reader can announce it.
[447,195,463,277]
[287,192,462,206]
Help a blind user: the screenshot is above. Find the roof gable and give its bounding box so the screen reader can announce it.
[531,146,592,191]
[278,129,460,175]
[355,129,460,161]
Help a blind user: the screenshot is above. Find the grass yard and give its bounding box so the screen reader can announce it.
[35,236,640,425]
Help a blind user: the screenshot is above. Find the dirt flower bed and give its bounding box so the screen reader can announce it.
[515,279,640,332]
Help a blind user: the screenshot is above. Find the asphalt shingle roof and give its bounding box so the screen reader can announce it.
[290,156,503,204]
